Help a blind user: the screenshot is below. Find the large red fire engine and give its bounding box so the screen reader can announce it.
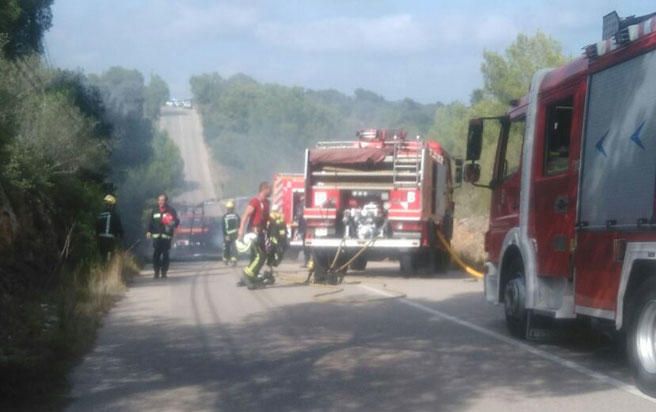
[272,173,305,247]
[464,11,656,394]
[303,129,457,282]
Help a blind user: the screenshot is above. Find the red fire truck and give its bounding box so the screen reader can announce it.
[303,129,457,282]
[463,11,656,394]
[171,200,222,257]
[272,173,305,247]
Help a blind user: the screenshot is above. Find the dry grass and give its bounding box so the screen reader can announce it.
[451,216,488,269]
[81,251,140,314]
[0,250,141,410]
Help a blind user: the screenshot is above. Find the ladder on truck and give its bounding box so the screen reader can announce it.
[392,141,422,187]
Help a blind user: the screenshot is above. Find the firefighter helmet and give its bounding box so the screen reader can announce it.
[270,204,281,219]
[225,199,235,210]
[236,232,257,254]
[103,194,117,205]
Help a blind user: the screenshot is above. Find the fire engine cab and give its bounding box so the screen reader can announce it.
[464,11,656,394]
[304,129,457,282]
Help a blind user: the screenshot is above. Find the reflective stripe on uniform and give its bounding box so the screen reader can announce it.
[152,233,172,239]
[97,211,113,236]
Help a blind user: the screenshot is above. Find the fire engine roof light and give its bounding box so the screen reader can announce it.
[585,13,656,60]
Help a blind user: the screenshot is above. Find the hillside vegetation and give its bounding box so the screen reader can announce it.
[191,32,568,263]
[191,74,438,195]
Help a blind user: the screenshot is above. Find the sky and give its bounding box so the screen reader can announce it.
[45,0,655,104]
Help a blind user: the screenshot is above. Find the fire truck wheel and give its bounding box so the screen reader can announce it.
[431,249,451,274]
[312,252,329,283]
[350,256,367,271]
[400,253,417,277]
[504,259,528,339]
[627,277,656,396]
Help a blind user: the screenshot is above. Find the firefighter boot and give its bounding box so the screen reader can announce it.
[241,269,262,290]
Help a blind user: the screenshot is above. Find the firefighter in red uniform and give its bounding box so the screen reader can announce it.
[238,182,271,289]
[146,193,180,279]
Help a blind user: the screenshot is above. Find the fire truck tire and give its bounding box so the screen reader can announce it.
[627,277,656,396]
[400,253,417,277]
[431,249,451,274]
[312,252,329,283]
[350,256,367,271]
[504,258,528,339]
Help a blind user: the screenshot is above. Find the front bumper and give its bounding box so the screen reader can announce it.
[484,262,499,304]
[306,238,421,249]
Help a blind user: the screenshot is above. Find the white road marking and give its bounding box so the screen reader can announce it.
[359,283,656,404]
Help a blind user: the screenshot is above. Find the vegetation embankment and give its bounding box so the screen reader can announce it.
[0,2,184,408]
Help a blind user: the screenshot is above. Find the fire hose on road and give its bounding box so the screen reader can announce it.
[305,230,482,284]
[435,230,483,279]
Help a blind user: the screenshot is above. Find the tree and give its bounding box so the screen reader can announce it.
[144,74,170,120]
[481,31,568,104]
[48,70,112,140]
[428,101,469,155]
[89,67,153,175]
[1,0,53,59]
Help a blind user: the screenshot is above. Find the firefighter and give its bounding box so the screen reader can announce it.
[95,194,123,263]
[264,204,287,275]
[222,199,240,265]
[238,182,271,289]
[146,193,180,279]
[295,197,310,267]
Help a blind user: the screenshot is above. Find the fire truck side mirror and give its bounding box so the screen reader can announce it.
[466,119,484,161]
[463,163,481,184]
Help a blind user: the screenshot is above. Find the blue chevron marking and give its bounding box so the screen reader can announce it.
[595,130,609,157]
[630,121,646,150]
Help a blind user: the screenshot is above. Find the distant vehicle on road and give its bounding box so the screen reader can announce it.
[183,100,193,109]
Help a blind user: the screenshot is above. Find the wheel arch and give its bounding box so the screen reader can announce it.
[619,258,656,330]
[499,245,523,303]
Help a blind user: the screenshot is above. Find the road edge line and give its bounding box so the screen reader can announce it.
[358,283,656,404]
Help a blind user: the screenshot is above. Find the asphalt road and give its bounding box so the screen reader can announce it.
[158,107,217,204]
[67,260,656,411]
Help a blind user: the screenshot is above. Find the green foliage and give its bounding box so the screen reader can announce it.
[190,73,438,195]
[0,0,53,59]
[481,31,568,104]
[144,74,170,120]
[426,32,568,219]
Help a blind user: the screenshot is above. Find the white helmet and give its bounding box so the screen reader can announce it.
[235,232,257,254]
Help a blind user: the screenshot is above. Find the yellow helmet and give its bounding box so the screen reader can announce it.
[103,194,117,205]
[225,199,235,210]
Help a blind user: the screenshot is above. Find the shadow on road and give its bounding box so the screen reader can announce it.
[66,267,633,411]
